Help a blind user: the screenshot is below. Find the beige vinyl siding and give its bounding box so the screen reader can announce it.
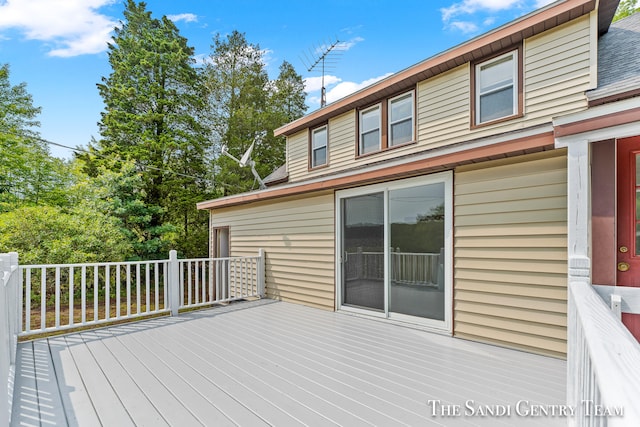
[524,14,592,121]
[210,192,335,310]
[324,111,356,172]
[454,150,567,358]
[286,130,308,179]
[416,65,470,148]
[286,15,591,183]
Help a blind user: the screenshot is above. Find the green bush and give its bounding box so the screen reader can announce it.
[0,205,133,264]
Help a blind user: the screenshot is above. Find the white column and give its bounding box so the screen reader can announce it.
[566,139,591,284]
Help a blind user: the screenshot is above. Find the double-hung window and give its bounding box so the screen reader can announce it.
[359,105,381,155]
[358,90,415,156]
[310,125,327,168]
[388,92,414,146]
[474,49,519,125]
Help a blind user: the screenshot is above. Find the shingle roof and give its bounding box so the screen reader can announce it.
[588,12,640,104]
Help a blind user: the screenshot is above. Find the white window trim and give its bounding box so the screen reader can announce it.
[311,125,328,168]
[475,50,518,125]
[334,172,453,334]
[388,91,415,146]
[359,103,382,155]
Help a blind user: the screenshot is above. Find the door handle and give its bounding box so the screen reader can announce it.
[618,262,630,272]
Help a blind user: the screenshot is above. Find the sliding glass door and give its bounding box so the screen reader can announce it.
[389,183,445,320]
[341,193,384,311]
[337,173,451,330]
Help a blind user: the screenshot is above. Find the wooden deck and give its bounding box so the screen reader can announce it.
[10,299,566,426]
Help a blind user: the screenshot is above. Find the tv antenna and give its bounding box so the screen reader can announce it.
[221,131,267,190]
[302,38,343,107]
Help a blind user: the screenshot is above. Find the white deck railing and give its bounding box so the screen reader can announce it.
[1,252,19,426]
[567,281,640,426]
[18,249,265,337]
[1,248,264,423]
[177,254,263,310]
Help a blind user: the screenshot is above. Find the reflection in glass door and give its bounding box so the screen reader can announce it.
[341,193,384,311]
[389,183,445,320]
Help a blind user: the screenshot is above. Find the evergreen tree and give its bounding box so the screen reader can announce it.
[203,32,307,195]
[95,0,211,258]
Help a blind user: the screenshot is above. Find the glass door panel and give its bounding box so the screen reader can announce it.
[342,193,384,311]
[389,183,445,320]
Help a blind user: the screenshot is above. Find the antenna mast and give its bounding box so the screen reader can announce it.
[302,38,342,108]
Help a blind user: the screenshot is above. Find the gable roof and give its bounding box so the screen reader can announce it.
[275,0,618,137]
[588,12,640,105]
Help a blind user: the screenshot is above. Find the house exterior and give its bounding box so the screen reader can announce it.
[198,0,640,359]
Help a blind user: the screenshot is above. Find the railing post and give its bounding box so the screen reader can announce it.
[0,253,13,427]
[169,250,179,316]
[258,249,265,298]
[9,252,18,364]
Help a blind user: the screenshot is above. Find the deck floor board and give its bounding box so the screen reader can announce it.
[12,299,567,426]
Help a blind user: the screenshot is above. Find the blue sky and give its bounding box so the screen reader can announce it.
[0,0,554,158]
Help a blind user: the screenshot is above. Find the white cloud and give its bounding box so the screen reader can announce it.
[449,21,480,33]
[305,73,394,108]
[534,0,556,7]
[337,36,364,51]
[0,0,116,57]
[325,73,393,104]
[167,13,198,23]
[441,0,522,22]
[440,0,558,33]
[304,75,342,92]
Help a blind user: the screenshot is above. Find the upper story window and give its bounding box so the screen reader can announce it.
[358,90,415,156]
[389,92,414,146]
[310,125,327,169]
[359,105,381,155]
[473,48,522,126]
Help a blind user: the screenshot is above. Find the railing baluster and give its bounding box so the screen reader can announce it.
[127,264,131,317]
[222,259,227,300]
[179,261,184,307]
[202,261,206,302]
[209,259,214,303]
[195,261,200,304]
[81,266,86,324]
[69,267,74,326]
[163,262,168,309]
[55,267,60,328]
[136,263,141,315]
[93,265,98,322]
[116,264,121,318]
[145,263,150,313]
[25,268,31,333]
[187,260,192,306]
[105,264,110,320]
[154,262,159,311]
[40,268,46,330]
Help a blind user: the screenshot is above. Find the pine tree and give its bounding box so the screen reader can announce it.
[95,0,211,258]
[202,32,307,195]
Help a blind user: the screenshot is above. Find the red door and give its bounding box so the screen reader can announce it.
[616,136,640,340]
